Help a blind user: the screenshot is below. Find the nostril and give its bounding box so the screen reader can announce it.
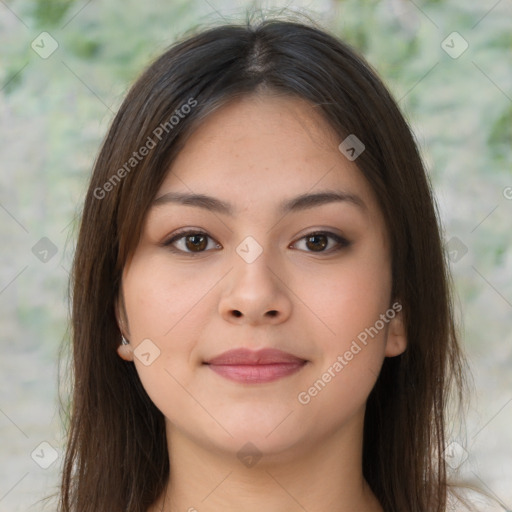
[232,310,242,317]
[266,310,278,318]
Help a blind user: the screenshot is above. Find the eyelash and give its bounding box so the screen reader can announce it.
[161,229,351,256]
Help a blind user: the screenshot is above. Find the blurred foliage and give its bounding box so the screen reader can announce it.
[31,0,78,27]
[488,104,512,164]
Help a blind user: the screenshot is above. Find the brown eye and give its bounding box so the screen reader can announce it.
[185,234,208,252]
[305,234,328,252]
[163,230,221,254]
[292,231,351,253]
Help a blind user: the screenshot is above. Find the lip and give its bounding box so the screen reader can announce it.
[204,348,308,384]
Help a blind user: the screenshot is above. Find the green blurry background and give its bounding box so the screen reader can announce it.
[1,0,511,510]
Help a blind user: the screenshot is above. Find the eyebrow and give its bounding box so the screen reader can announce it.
[151,190,367,215]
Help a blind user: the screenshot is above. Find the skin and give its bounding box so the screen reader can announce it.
[116,92,407,512]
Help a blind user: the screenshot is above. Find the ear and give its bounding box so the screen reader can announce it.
[115,294,134,362]
[384,303,407,357]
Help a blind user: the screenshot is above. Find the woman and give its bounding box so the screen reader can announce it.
[59,15,496,512]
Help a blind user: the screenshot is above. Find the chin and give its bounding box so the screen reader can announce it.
[214,429,306,466]
[226,413,316,456]
[172,410,306,459]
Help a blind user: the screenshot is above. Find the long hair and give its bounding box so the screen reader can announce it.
[59,15,468,512]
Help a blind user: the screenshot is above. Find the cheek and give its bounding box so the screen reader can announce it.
[295,246,391,402]
[122,255,218,418]
[303,249,392,346]
[122,254,220,340]
[295,268,391,417]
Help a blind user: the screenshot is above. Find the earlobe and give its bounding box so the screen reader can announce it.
[117,340,134,361]
[384,307,407,357]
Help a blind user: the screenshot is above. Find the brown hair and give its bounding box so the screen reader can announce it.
[59,14,468,512]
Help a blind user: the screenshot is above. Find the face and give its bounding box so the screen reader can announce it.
[116,93,406,460]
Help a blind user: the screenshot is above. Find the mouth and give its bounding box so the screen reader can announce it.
[203,348,308,384]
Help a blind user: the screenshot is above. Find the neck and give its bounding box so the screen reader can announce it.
[151,412,383,512]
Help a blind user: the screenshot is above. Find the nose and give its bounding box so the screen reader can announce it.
[218,250,292,326]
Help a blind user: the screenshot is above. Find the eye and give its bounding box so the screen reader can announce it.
[162,229,221,254]
[292,231,350,253]
[162,229,350,255]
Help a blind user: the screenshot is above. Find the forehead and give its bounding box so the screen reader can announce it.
[153,93,380,220]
